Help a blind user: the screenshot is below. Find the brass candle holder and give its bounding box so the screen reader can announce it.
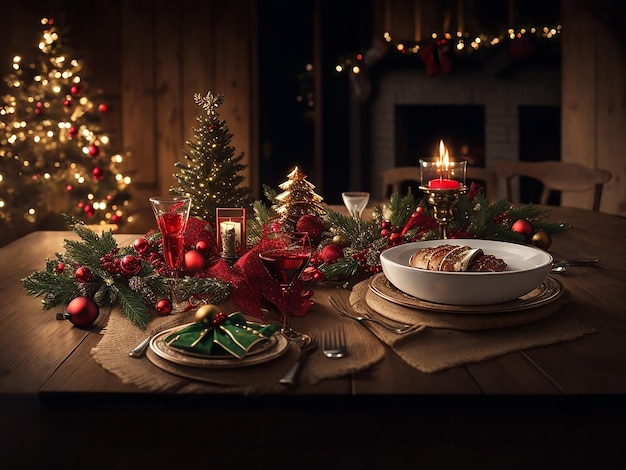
[420,185,467,239]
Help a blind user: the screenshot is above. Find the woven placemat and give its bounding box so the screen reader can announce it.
[91,289,385,394]
[349,277,596,373]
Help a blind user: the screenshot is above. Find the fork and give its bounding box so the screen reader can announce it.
[322,328,348,358]
[328,295,416,334]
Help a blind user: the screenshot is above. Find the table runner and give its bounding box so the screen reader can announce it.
[91,290,385,394]
[349,278,597,373]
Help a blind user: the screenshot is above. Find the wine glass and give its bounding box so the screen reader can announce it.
[258,231,312,344]
[149,196,191,313]
[342,191,370,219]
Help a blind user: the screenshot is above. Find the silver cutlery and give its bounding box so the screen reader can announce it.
[551,257,600,274]
[129,332,156,358]
[328,295,416,334]
[279,338,318,386]
[322,328,348,359]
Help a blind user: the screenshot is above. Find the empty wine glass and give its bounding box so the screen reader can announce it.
[258,231,312,344]
[342,191,370,219]
[149,196,191,313]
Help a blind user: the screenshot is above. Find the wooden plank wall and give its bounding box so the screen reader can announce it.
[561,0,626,215]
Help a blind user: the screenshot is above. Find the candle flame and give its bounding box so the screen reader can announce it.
[438,140,450,168]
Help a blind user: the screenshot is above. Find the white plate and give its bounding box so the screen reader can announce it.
[379,239,553,305]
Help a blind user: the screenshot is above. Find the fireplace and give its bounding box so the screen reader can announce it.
[365,66,561,201]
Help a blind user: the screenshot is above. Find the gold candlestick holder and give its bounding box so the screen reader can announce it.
[420,185,467,239]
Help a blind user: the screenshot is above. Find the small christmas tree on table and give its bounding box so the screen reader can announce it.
[274,166,326,226]
[170,92,252,222]
[0,17,132,241]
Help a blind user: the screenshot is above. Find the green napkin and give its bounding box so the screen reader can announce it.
[164,312,280,359]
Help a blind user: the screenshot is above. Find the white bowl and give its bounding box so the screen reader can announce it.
[379,239,553,305]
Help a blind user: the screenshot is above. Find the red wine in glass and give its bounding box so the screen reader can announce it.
[259,251,310,287]
[156,213,186,269]
[149,197,191,313]
[259,231,312,343]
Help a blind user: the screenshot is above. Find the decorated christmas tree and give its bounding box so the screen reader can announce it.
[0,18,132,244]
[170,92,252,222]
[273,166,326,226]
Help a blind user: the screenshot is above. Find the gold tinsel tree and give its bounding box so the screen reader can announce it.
[273,167,326,226]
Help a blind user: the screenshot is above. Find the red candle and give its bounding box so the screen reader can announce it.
[428,178,461,190]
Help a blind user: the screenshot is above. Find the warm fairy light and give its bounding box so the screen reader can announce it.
[352,65,360,74]
[335,65,343,72]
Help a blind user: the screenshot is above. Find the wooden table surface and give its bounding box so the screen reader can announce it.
[1,205,625,466]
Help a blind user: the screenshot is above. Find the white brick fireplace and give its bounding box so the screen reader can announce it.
[367,67,560,199]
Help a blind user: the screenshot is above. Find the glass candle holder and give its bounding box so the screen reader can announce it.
[419,157,467,189]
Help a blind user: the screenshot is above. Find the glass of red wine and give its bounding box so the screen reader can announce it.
[259,230,312,344]
[149,196,191,313]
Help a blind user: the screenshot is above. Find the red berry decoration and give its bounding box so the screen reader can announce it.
[156,299,172,316]
[133,237,149,254]
[56,262,65,274]
[319,243,344,263]
[295,214,325,240]
[184,249,206,273]
[120,255,142,276]
[57,296,99,328]
[388,232,404,246]
[75,266,92,283]
[511,219,534,243]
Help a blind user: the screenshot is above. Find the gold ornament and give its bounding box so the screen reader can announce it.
[532,230,552,250]
[194,304,221,324]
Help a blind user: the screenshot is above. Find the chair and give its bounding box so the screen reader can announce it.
[494,160,612,212]
[381,166,498,201]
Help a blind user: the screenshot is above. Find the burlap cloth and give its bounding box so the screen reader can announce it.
[349,275,597,373]
[91,286,385,394]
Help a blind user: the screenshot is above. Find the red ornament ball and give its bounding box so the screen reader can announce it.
[156,298,172,316]
[184,249,206,273]
[68,126,78,137]
[92,167,104,180]
[98,103,108,113]
[388,232,404,246]
[75,266,92,283]
[84,204,95,217]
[88,145,99,157]
[62,296,99,328]
[70,85,82,95]
[120,255,142,276]
[133,237,150,254]
[111,214,122,224]
[511,219,534,243]
[195,239,209,253]
[63,99,72,107]
[296,214,325,240]
[319,243,344,263]
[56,262,65,274]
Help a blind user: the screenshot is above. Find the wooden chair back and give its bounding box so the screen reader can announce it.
[494,160,612,211]
[381,166,498,201]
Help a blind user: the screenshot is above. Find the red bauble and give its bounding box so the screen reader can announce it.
[184,249,206,273]
[195,239,209,253]
[111,214,122,223]
[75,266,92,283]
[388,232,404,246]
[70,85,82,95]
[295,214,325,240]
[319,243,344,263]
[133,237,149,254]
[156,298,172,315]
[56,262,65,274]
[88,145,99,157]
[511,219,534,242]
[84,204,95,217]
[63,99,72,107]
[120,255,142,276]
[68,126,78,137]
[60,296,99,328]
[92,167,104,180]
[98,103,108,113]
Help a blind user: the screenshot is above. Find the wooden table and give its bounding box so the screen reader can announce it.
[2,205,625,466]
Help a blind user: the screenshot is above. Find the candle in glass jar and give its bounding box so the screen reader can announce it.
[427,140,462,190]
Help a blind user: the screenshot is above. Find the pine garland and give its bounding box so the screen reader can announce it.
[21,214,231,329]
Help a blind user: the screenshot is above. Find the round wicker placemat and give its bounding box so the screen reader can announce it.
[364,274,567,330]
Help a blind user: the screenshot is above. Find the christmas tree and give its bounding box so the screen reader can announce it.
[170,92,252,222]
[0,18,132,245]
[273,166,326,226]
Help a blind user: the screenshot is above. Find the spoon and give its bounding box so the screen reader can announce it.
[550,258,600,274]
